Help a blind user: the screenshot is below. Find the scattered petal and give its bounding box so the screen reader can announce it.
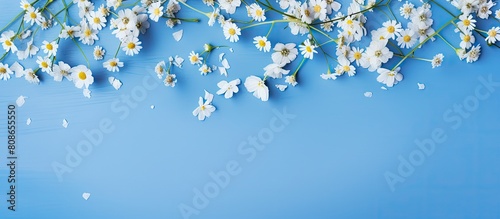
[83,89,91,98]
[62,119,68,128]
[364,92,373,98]
[108,77,122,90]
[381,87,387,90]
[276,84,288,91]
[16,96,27,107]
[173,30,183,42]
[82,192,90,200]
[173,55,184,68]
[229,48,234,52]
[219,53,225,62]
[219,67,227,77]
[26,118,31,125]
[11,62,25,78]
[221,59,230,69]
[150,105,155,109]
[418,83,425,90]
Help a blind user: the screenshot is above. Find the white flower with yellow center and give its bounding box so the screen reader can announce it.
[188,51,203,65]
[0,63,13,80]
[60,24,80,39]
[399,1,414,19]
[24,68,39,84]
[460,31,475,49]
[456,14,476,33]
[244,75,269,101]
[199,64,212,75]
[52,61,72,82]
[348,47,364,66]
[377,67,403,87]
[103,58,124,72]
[192,90,216,121]
[219,0,241,14]
[155,60,166,78]
[431,53,444,68]
[0,30,17,53]
[121,36,142,56]
[77,21,98,45]
[24,7,42,25]
[253,36,271,52]
[486,27,500,44]
[223,22,241,43]
[310,0,327,21]
[164,74,177,87]
[93,45,105,60]
[41,40,58,57]
[216,79,240,99]
[396,29,416,49]
[71,65,94,89]
[299,39,318,59]
[36,56,52,74]
[382,20,402,40]
[249,3,266,22]
[465,44,481,63]
[335,57,356,76]
[88,11,106,30]
[272,43,298,65]
[285,75,298,86]
[20,0,33,11]
[148,2,163,22]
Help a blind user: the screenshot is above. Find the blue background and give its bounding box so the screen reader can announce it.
[1,0,500,218]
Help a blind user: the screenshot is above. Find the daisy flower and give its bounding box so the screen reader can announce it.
[244,75,269,101]
[93,46,105,60]
[41,40,58,57]
[216,79,241,99]
[199,64,212,75]
[121,37,142,56]
[59,24,80,39]
[335,57,356,76]
[364,40,393,71]
[188,51,203,65]
[300,3,314,24]
[285,75,298,86]
[36,56,52,73]
[164,74,177,87]
[431,53,444,68]
[496,9,500,19]
[382,20,402,40]
[486,27,500,44]
[192,90,216,121]
[24,68,40,84]
[0,63,13,80]
[299,39,318,59]
[223,22,241,43]
[71,65,94,89]
[77,21,98,45]
[253,36,271,52]
[264,63,289,79]
[477,1,494,19]
[377,67,403,87]
[103,58,124,72]
[348,47,364,66]
[148,2,163,22]
[0,30,17,53]
[249,3,266,22]
[20,0,33,11]
[219,0,241,14]
[52,61,72,82]
[310,0,327,21]
[24,7,43,25]
[88,11,106,30]
[465,44,481,63]
[400,1,414,19]
[456,14,476,33]
[272,43,298,65]
[396,29,416,49]
[460,31,475,49]
[326,0,341,14]
[155,61,166,78]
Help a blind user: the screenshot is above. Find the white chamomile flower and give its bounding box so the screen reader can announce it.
[59,24,80,39]
[216,79,240,99]
[41,40,58,57]
[223,22,241,43]
[364,40,393,71]
[253,36,271,52]
[219,0,241,14]
[103,58,124,72]
[496,9,500,19]
[24,7,43,25]
[431,53,444,68]
[0,63,13,80]
[249,3,266,22]
[164,74,177,87]
[20,0,33,11]
[199,64,212,75]
[264,63,289,78]
[348,47,364,66]
[299,39,318,59]
[377,67,403,87]
[382,20,402,40]
[272,43,298,65]
[477,1,494,19]
[400,1,414,19]
[244,75,269,101]
[460,31,475,49]
[310,0,327,21]
[486,27,500,44]
[335,57,356,76]
[465,44,481,63]
[24,68,40,84]
[396,29,416,49]
[0,30,17,53]
[456,14,476,33]
[192,90,216,121]
[155,61,166,78]
[148,2,163,22]
[188,51,203,65]
[285,75,298,86]
[121,37,142,56]
[77,21,98,45]
[52,61,72,82]
[36,56,52,74]
[93,46,105,60]
[71,65,94,89]
[88,11,106,30]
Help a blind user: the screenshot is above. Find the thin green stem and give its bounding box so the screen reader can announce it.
[265,22,274,38]
[241,20,290,30]
[178,1,209,17]
[436,34,456,50]
[292,58,307,76]
[114,42,122,58]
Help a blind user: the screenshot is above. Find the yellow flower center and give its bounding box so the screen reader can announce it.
[343,65,350,72]
[489,30,497,37]
[463,35,471,42]
[306,46,312,53]
[127,42,136,49]
[354,52,361,60]
[403,35,411,42]
[388,72,395,77]
[5,40,12,46]
[256,9,263,17]
[387,26,395,33]
[84,28,92,37]
[93,17,101,24]
[463,19,470,26]
[154,8,161,16]
[30,12,37,19]
[0,67,6,74]
[46,43,53,50]
[314,5,321,13]
[228,28,236,36]
[41,62,48,68]
[346,19,353,25]
[375,50,382,57]
[190,56,198,62]
[110,61,117,67]
[78,71,87,80]
[200,105,206,110]
[258,40,266,47]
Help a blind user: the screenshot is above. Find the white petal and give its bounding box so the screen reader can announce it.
[108,76,115,84]
[219,53,225,62]
[229,48,234,52]
[276,84,287,91]
[11,62,25,78]
[150,105,155,109]
[221,59,230,69]
[174,56,184,68]
[172,30,183,42]
[364,92,373,98]
[218,67,227,76]
[204,90,214,104]
[217,80,229,89]
[83,89,91,98]
[16,96,27,107]
[381,86,387,90]
[82,192,90,200]
[26,118,31,125]
[112,78,122,90]
[62,119,69,128]
[417,83,425,90]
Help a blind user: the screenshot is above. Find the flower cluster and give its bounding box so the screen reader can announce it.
[1,0,499,120]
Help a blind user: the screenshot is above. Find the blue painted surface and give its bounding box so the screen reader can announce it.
[0,0,500,218]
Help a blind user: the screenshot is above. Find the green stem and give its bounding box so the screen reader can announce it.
[292,58,306,76]
[265,22,274,38]
[114,42,122,58]
[436,34,456,50]
[241,20,290,30]
[178,1,209,17]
